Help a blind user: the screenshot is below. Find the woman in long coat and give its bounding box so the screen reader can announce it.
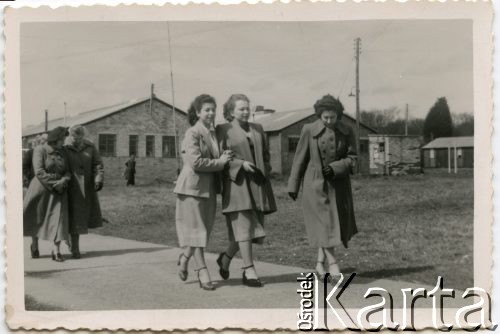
[287,94,357,280]
[216,94,277,288]
[174,94,232,291]
[64,125,104,259]
[23,126,71,262]
[124,155,136,186]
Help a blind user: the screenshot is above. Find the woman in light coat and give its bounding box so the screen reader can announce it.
[174,94,233,291]
[64,125,104,259]
[287,94,358,280]
[23,126,71,262]
[216,94,277,288]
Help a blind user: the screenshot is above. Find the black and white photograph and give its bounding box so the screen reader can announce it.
[4,2,494,331]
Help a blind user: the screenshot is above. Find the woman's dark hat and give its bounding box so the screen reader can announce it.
[314,94,344,114]
[47,126,69,142]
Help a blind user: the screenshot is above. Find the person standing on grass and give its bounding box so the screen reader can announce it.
[215,94,277,288]
[64,124,104,259]
[23,126,71,262]
[287,94,358,282]
[124,154,136,186]
[174,94,233,291]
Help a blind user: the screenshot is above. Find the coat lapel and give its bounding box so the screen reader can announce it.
[195,121,217,158]
[230,120,254,163]
[249,124,263,169]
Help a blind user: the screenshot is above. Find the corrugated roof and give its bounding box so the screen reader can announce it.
[22,96,185,137]
[422,136,474,149]
[252,107,377,133]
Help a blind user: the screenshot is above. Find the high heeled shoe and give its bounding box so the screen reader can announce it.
[216,252,232,280]
[315,261,327,281]
[196,267,216,291]
[177,253,190,281]
[30,244,40,259]
[326,262,342,284]
[242,265,263,287]
[51,251,64,262]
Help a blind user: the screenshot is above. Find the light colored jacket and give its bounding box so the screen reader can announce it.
[174,121,225,198]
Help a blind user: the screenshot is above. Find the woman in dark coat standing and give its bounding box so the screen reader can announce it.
[124,155,136,186]
[216,94,277,287]
[287,95,357,280]
[23,126,71,262]
[64,125,104,258]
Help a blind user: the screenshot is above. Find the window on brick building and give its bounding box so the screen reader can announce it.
[288,136,299,153]
[162,136,176,158]
[129,135,138,157]
[98,134,116,157]
[146,135,155,157]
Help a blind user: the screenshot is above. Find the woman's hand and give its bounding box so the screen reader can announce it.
[95,182,103,192]
[242,161,256,173]
[288,192,298,201]
[220,151,233,165]
[52,179,67,194]
[322,166,334,179]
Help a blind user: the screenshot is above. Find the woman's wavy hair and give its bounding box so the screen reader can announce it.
[223,94,250,122]
[187,94,217,126]
[313,94,344,120]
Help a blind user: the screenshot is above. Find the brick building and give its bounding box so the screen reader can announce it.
[22,95,188,184]
[368,134,423,175]
[252,108,377,175]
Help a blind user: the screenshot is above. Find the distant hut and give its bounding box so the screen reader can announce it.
[421,136,473,171]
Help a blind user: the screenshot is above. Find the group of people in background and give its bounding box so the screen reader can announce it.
[174,93,358,291]
[23,125,104,262]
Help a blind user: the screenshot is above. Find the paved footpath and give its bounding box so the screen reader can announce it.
[24,234,465,311]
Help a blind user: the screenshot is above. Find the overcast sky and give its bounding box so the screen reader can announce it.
[21,20,473,128]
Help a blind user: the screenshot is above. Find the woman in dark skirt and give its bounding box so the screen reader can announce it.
[287,95,358,280]
[124,155,136,186]
[216,94,277,287]
[23,126,71,262]
[174,94,233,290]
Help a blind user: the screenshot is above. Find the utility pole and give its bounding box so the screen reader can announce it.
[167,22,180,176]
[355,37,361,173]
[64,102,67,127]
[405,103,409,136]
[44,109,48,132]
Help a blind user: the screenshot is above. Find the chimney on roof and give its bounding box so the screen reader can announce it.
[149,83,155,115]
[254,105,275,115]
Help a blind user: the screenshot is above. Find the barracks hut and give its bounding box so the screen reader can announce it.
[22,94,189,184]
[253,107,377,175]
[421,136,474,171]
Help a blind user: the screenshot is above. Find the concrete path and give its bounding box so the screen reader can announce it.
[24,234,466,311]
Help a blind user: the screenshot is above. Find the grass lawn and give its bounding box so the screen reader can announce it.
[95,172,473,290]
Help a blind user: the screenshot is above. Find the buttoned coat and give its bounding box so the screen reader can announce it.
[174,121,225,198]
[64,139,104,234]
[287,119,358,248]
[23,144,71,240]
[216,121,277,214]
